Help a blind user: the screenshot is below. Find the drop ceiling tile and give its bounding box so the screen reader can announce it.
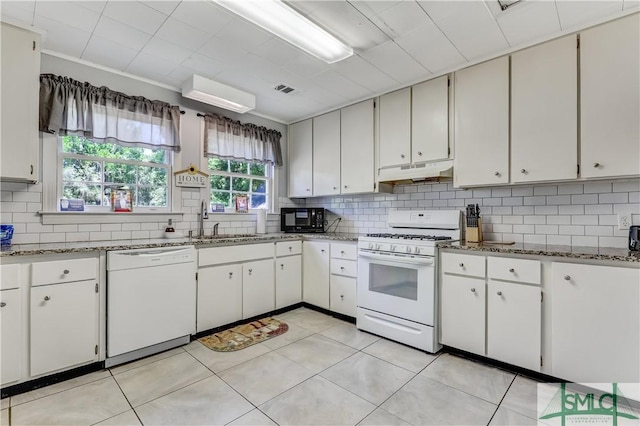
[623,0,640,10]
[395,21,466,73]
[368,1,432,39]
[34,1,100,32]
[93,16,151,52]
[311,69,373,100]
[360,41,431,84]
[496,1,561,47]
[556,1,623,30]
[282,54,330,78]
[250,37,306,67]
[168,65,194,84]
[213,16,272,52]
[126,52,178,78]
[155,17,210,51]
[75,1,106,13]
[81,35,138,71]
[0,1,35,25]
[34,15,91,57]
[301,85,349,107]
[140,0,180,15]
[348,1,404,18]
[181,53,226,79]
[170,1,234,35]
[198,37,249,64]
[141,37,193,64]
[333,55,399,93]
[419,1,508,60]
[102,1,167,35]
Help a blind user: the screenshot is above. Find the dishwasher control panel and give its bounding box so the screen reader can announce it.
[107,246,196,271]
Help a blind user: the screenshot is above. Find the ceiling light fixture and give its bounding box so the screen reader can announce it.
[181,74,256,114]
[212,0,353,64]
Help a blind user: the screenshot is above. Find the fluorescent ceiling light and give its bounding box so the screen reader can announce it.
[181,75,256,114]
[212,0,353,64]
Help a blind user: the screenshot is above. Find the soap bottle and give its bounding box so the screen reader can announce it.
[164,219,175,238]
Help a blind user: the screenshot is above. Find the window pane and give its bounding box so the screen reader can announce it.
[137,187,167,207]
[63,158,101,182]
[63,183,102,205]
[104,162,136,184]
[230,161,247,174]
[251,179,266,193]
[250,194,267,209]
[138,166,167,186]
[211,175,230,191]
[249,163,266,176]
[232,177,250,191]
[211,191,230,207]
[208,158,229,172]
[62,137,166,164]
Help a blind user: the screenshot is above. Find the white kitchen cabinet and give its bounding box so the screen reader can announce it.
[30,279,98,377]
[440,274,486,355]
[411,76,449,163]
[302,241,330,309]
[487,281,541,371]
[330,275,356,317]
[313,111,341,196]
[0,22,40,183]
[511,35,578,183]
[288,118,313,197]
[276,255,302,309]
[1,288,21,385]
[454,57,510,187]
[341,99,375,194]
[196,263,242,332]
[242,259,274,319]
[551,262,640,383]
[580,14,640,179]
[379,88,411,169]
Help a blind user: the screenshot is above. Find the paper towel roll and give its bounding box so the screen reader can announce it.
[256,209,267,234]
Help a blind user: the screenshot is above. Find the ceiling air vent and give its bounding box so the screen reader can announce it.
[497,0,523,11]
[274,84,295,94]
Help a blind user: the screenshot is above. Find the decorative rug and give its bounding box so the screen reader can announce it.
[198,318,288,352]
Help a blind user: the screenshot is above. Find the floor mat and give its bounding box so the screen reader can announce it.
[198,317,288,352]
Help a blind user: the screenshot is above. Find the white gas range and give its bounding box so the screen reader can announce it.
[356,209,462,353]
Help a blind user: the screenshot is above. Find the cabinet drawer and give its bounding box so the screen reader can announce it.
[32,258,97,287]
[330,275,356,317]
[441,252,485,277]
[330,243,357,260]
[276,240,302,257]
[488,257,541,285]
[331,259,357,277]
[0,264,20,290]
[199,243,274,267]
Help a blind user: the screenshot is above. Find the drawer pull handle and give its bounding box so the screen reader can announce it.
[229,272,233,278]
[494,171,500,176]
[508,268,515,273]
[459,263,464,267]
[497,291,503,296]
[564,275,571,281]
[280,264,284,270]
[44,296,51,301]
[63,269,70,275]
[593,162,600,168]
[0,302,6,308]
[470,288,475,293]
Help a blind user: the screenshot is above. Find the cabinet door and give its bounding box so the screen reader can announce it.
[330,275,356,317]
[440,274,485,355]
[0,23,40,183]
[341,99,374,194]
[1,289,21,385]
[580,14,640,178]
[31,280,97,377]
[243,259,274,319]
[302,241,330,309]
[412,76,449,163]
[276,255,302,309]
[454,57,509,187]
[487,281,540,371]
[511,35,577,183]
[551,263,640,383]
[313,111,341,196]
[197,264,242,332]
[379,88,411,169]
[288,119,313,197]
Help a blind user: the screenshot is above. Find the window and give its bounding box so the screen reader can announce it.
[208,158,271,210]
[59,135,171,210]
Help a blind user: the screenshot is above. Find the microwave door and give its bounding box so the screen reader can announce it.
[285,213,296,227]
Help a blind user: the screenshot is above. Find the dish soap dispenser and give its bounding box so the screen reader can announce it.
[164,219,178,239]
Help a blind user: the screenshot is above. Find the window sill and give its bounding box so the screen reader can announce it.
[39,211,184,225]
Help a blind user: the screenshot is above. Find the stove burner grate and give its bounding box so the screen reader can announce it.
[366,233,452,241]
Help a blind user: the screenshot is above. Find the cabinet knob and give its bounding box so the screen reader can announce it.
[341,250,345,255]
[564,275,571,281]
[280,264,284,270]
[458,263,464,267]
[248,268,252,274]
[417,151,423,156]
[400,154,405,159]
[306,188,310,192]
[344,185,348,189]
[470,288,476,293]
[63,269,70,275]
[229,272,233,278]
[288,246,292,251]
[321,249,325,253]
[520,169,527,174]
[44,296,51,301]
[340,266,345,270]
[508,268,515,273]
[593,162,600,168]
[497,291,503,296]
[0,302,6,308]
[340,295,344,300]
[333,186,337,190]
[494,171,500,177]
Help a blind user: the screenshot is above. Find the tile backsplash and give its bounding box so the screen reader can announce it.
[1,179,639,248]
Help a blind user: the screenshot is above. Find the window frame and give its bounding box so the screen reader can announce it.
[207,158,273,213]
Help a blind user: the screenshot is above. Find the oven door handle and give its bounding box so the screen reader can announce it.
[358,251,434,266]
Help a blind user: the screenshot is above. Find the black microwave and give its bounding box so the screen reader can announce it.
[281,208,325,233]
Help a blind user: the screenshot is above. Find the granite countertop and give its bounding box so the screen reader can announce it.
[0,233,360,257]
[439,242,640,263]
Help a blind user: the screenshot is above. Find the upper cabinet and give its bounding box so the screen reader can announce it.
[341,99,375,194]
[411,76,449,163]
[313,111,341,197]
[379,88,411,169]
[0,22,41,183]
[454,57,510,187]
[288,118,313,198]
[511,35,578,184]
[580,14,640,179]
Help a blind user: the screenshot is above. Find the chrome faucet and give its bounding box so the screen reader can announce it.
[212,223,219,237]
[198,200,208,238]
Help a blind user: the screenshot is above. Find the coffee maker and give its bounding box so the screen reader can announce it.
[630,226,640,251]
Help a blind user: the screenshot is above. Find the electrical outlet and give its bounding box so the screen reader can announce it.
[618,213,632,230]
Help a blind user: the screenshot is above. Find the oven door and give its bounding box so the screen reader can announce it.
[357,251,435,326]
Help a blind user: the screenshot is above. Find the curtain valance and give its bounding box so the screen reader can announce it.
[203,113,283,167]
[39,74,181,152]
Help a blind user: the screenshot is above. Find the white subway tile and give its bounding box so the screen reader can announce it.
[403,186,417,193]
[12,233,39,244]
[410,192,425,200]
[599,215,617,225]
[1,212,12,223]
[101,223,122,232]
[397,194,411,201]
[431,184,448,191]
[546,195,571,205]
[53,224,78,233]
[557,183,583,195]
[524,215,546,224]
[630,192,640,203]
[2,202,26,212]
[613,204,640,215]
[547,235,571,246]
[599,193,628,204]
[559,225,584,235]
[28,183,43,193]
[0,191,11,202]
[512,206,534,215]
[121,223,141,231]
[39,233,66,243]
[11,191,41,203]
[634,214,640,226]
[447,199,464,207]
[89,231,111,241]
[492,207,512,215]
[417,200,433,207]
[26,202,42,213]
[491,188,511,197]
[78,224,101,232]
[598,236,627,249]
[11,212,40,223]
[511,187,533,196]
[417,185,433,193]
[524,234,546,244]
[584,225,613,236]
[433,200,448,207]
[141,223,159,231]
[535,206,558,215]
[558,205,583,215]
[583,182,612,193]
[492,224,513,233]
[546,215,571,225]
[65,232,90,242]
[523,196,546,206]
[612,181,640,192]
[11,223,25,233]
[111,231,133,240]
[571,236,598,247]
[584,204,613,214]
[439,192,456,200]
[0,182,28,192]
[571,215,598,225]
[503,215,523,224]
[131,231,150,239]
[472,189,492,198]
[482,232,502,241]
[535,224,559,234]
[503,197,523,206]
[482,198,502,206]
[570,194,598,204]
[26,223,53,233]
[512,224,534,234]
[534,186,557,196]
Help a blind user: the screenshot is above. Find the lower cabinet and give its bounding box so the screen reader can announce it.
[197,264,242,333]
[30,279,98,377]
[276,255,302,309]
[551,262,640,383]
[302,241,330,309]
[1,288,21,385]
[243,259,275,319]
[440,274,486,355]
[329,275,356,317]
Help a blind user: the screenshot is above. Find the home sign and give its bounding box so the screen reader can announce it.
[174,164,209,188]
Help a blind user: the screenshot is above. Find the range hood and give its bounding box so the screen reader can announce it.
[377,160,454,184]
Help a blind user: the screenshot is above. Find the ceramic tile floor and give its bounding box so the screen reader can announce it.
[1,308,551,426]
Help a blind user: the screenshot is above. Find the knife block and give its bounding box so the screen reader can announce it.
[466,218,483,243]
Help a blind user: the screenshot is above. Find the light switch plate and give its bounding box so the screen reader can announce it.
[618,213,632,230]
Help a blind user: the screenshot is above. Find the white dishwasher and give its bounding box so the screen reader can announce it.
[106,246,196,367]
